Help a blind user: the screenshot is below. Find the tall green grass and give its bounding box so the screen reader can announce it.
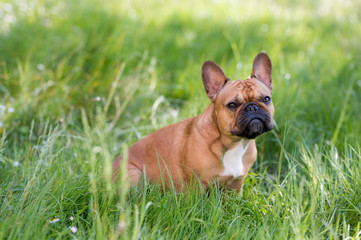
[1,0,361,239]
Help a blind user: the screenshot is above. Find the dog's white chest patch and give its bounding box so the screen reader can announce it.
[220,140,249,179]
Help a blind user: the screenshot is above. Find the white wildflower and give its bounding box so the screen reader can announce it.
[4,14,16,24]
[92,146,102,153]
[3,3,13,12]
[13,161,19,167]
[69,226,78,233]
[49,217,60,223]
[170,109,179,119]
[117,220,126,233]
[236,62,242,70]
[37,63,45,71]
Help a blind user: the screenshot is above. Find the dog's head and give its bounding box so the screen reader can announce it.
[202,52,274,139]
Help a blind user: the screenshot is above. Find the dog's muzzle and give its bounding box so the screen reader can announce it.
[231,102,273,139]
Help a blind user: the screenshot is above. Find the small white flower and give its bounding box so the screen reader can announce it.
[285,73,291,80]
[117,220,126,233]
[170,109,179,119]
[69,226,78,233]
[3,3,13,12]
[13,161,19,167]
[49,217,60,223]
[69,216,74,221]
[4,14,16,24]
[7,107,14,113]
[37,63,45,71]
[92,146,102,153]
[19,2,28,12]
[95,96,101,101]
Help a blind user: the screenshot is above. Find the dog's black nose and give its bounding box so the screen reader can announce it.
[246,104,259,113]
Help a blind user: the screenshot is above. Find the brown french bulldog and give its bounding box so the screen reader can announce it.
[113,52,274,192]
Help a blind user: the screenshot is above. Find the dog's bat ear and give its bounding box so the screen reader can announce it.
[202,61,229,101]
[251,52,272,90]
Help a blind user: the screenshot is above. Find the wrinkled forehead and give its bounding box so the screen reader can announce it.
[218,78,271,102]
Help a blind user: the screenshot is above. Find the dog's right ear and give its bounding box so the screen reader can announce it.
[201,61,229,101]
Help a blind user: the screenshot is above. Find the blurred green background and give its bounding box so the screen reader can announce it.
[1,0,361,239]
[1,0,361,174]
[1,0,360,147]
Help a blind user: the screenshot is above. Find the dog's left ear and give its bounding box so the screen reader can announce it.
[251,52,272,90]
[202,61,229,101]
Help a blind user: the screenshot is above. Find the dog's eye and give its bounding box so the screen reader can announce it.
[263,96,271,102]
[226,102,238,110]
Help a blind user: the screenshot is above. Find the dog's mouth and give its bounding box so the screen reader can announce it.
[244,118,271,139]
[230,108,273,139]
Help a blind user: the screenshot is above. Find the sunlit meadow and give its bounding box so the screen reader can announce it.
[1,0,361,239]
